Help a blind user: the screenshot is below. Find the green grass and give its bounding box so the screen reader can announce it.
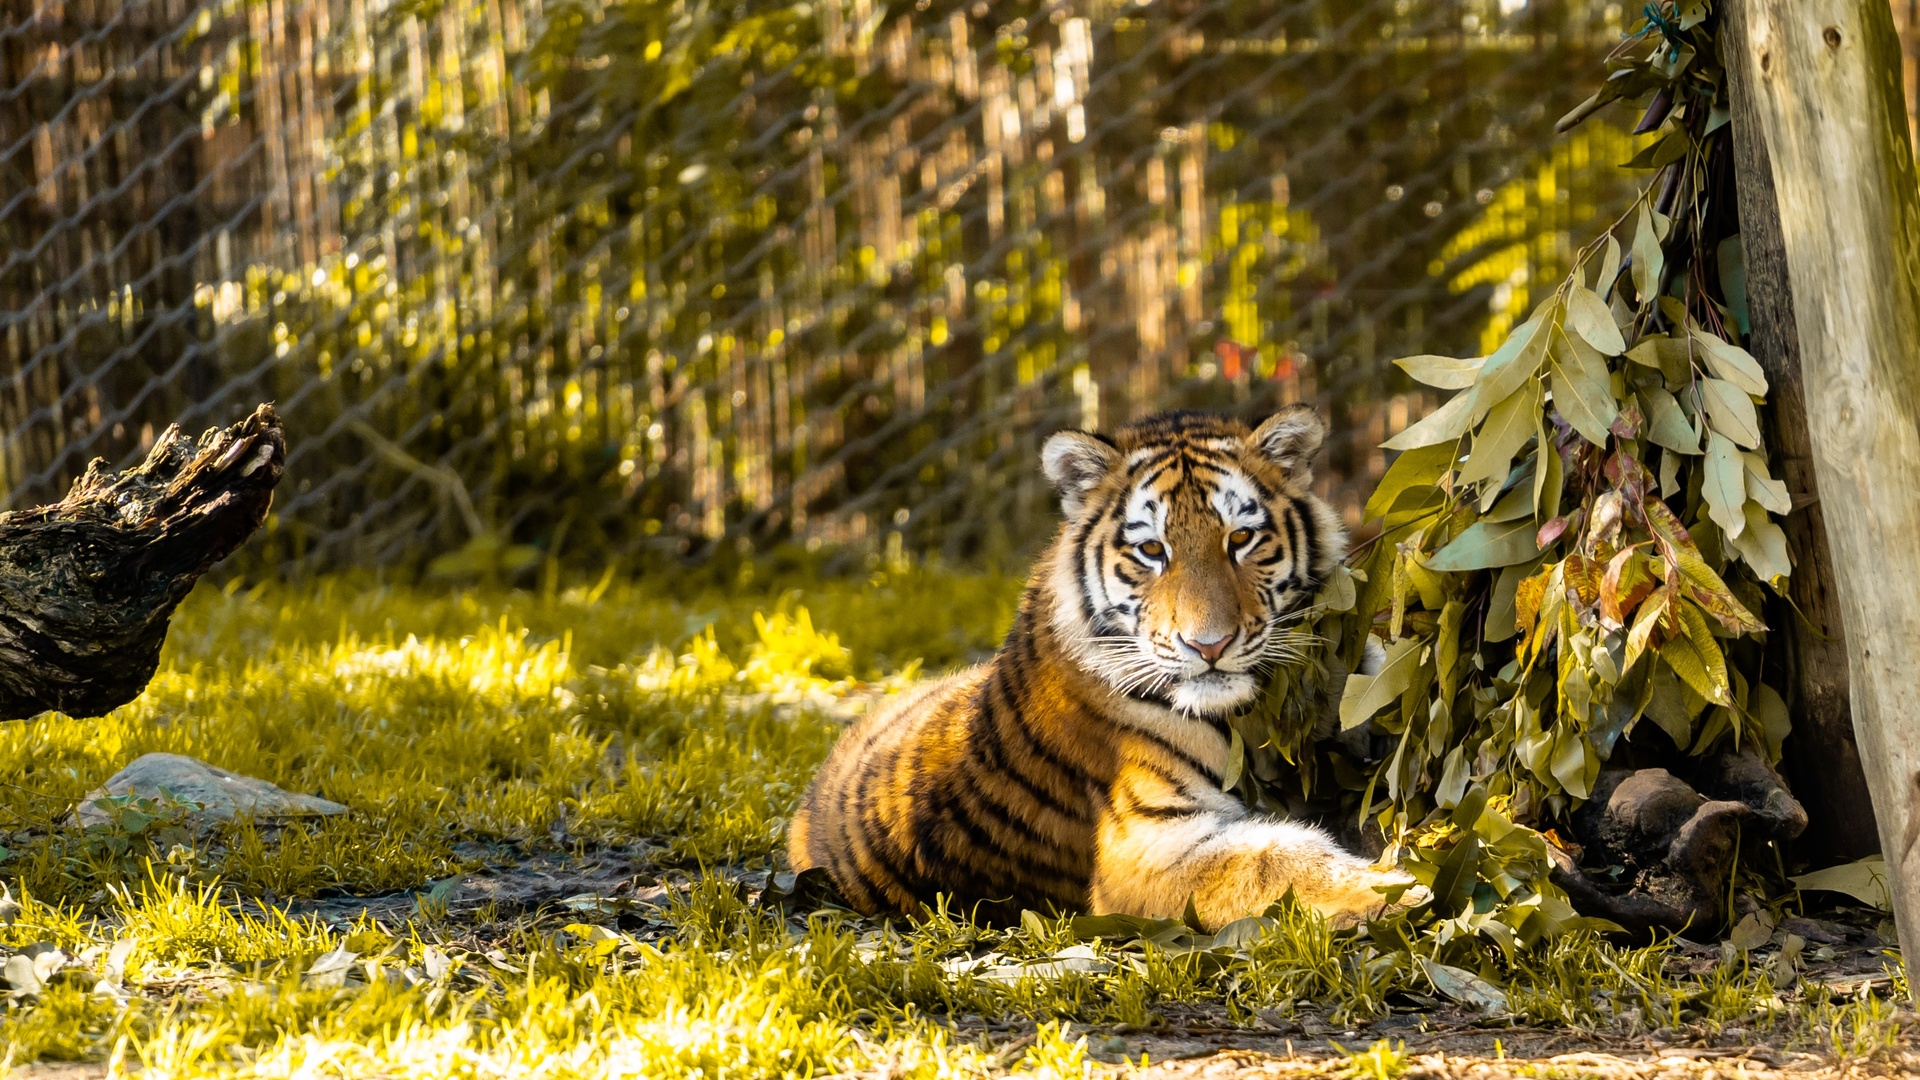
[0,567,1903,1076]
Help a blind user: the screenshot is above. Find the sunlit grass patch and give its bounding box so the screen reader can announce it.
[0,566,1900,1074]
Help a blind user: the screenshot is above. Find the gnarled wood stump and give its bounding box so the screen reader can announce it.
[0,404,284,720]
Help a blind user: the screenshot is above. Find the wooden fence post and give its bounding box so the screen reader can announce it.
[1723,0,1920,973]
[1723,12,1880,861]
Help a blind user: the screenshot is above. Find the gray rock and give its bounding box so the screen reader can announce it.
[73,752,346,828]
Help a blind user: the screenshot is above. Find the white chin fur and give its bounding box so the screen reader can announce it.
[1167,672,1258,716]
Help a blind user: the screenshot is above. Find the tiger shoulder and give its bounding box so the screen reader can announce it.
[788,407,1415,930]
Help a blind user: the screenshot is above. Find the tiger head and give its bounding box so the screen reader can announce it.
[1039,407,1346,717]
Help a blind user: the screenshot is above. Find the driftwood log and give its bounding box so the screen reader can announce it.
[0,404,284,720]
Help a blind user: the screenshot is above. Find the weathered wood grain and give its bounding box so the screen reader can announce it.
[1722,14,1880,861]
[1723,0,1920,973]
[0,404,284,720]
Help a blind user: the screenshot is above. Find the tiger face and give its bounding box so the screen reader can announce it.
[1040,408,1345,717]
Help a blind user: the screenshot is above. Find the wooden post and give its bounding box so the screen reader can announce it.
[1723,21,1880,861]
[1723,0,1920,972]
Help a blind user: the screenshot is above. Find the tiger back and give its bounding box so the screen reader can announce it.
[788,407,1416,929]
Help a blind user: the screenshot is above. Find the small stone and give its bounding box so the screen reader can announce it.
[73,753,346,828]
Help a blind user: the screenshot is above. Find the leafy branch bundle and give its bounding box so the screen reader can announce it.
[1233,0,1794,947]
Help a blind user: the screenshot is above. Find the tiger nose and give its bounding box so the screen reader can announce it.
[1178,631,1236,664]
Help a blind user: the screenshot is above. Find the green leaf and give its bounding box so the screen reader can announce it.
[1692,329,1767,397]
[1482,475,1539,523]
[1339,637,1420,731]
[1221,726,1245,792]
[1436,746,1470,809]
[1459,384,1540,501]
[1382,391,1473,451]
[1534,413,1563,519]
[1632,204,1665,301]
[1315,565,1359,613]
[1427,518,1544,572]
[1740,451,1791,514]
[1702,433,1747,539]
[1549,727,1595,799]
[1639,386,1701,453]
[1470,307,1554,423]
[1700,377,1762,448]
[1753,682,1791,762]
[1596,234,1623,300]
[1365,442,1456,521]
[1395,354,1486,390]
[1566,286,1626,355]
[1726,501,1791,587]
[1548,330,1617,446]
[1428,833,1483,917]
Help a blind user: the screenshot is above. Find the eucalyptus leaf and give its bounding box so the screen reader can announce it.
[1596,234,1622,300]
[1632,204,1665,301]
[1339,637,1421,731]
[1741,451,1791,514]
[1548,330,1616,446]
[1383,391,1473,451]
[1639,386,1701,453]
[1700,377,1762,448]
[1702,433,1747,539]
[1365,442,1456,521]
[1566,286,1626,355]
[1534,413,1564,519]
[1396,354,1486,390]
[1427,518,1543,572]
[1459,384,1540,500]
[1470,308,1553,423]
[1692,329,1768,397]
[1726,501,1790,587]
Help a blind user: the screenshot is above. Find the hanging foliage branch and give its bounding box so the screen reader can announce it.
[1236,0,1805,943]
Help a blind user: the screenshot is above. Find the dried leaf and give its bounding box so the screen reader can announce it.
[1792,856,1892,911]
[1624,585,1670,673]
[1702,432,1747,539]
[1419,957,1510,1015]
[1383,391,1473,451]
[1700,377,1762,449]
[1599,547,1658,631]
[1396,354,1486,390]
[1567,286,1627,355]
[1643,499,1762,632]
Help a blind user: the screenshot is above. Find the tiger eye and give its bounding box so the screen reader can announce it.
[1228,528,1254,547]
[1139,540,1166,559]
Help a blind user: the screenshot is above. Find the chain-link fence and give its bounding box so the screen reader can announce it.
[2,0,1646,575]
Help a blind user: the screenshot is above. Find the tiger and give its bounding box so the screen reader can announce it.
[787,407,1416,931]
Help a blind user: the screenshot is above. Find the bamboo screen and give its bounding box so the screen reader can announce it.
[1,0,1645,573]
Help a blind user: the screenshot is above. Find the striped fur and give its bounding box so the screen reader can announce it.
[789,408,1415,930]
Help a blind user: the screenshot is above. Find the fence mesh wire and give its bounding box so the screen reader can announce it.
[2,0,1648,575]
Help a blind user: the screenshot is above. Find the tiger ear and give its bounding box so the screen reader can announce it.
[1250,405,1326,478]
[1042,430,1120,514]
